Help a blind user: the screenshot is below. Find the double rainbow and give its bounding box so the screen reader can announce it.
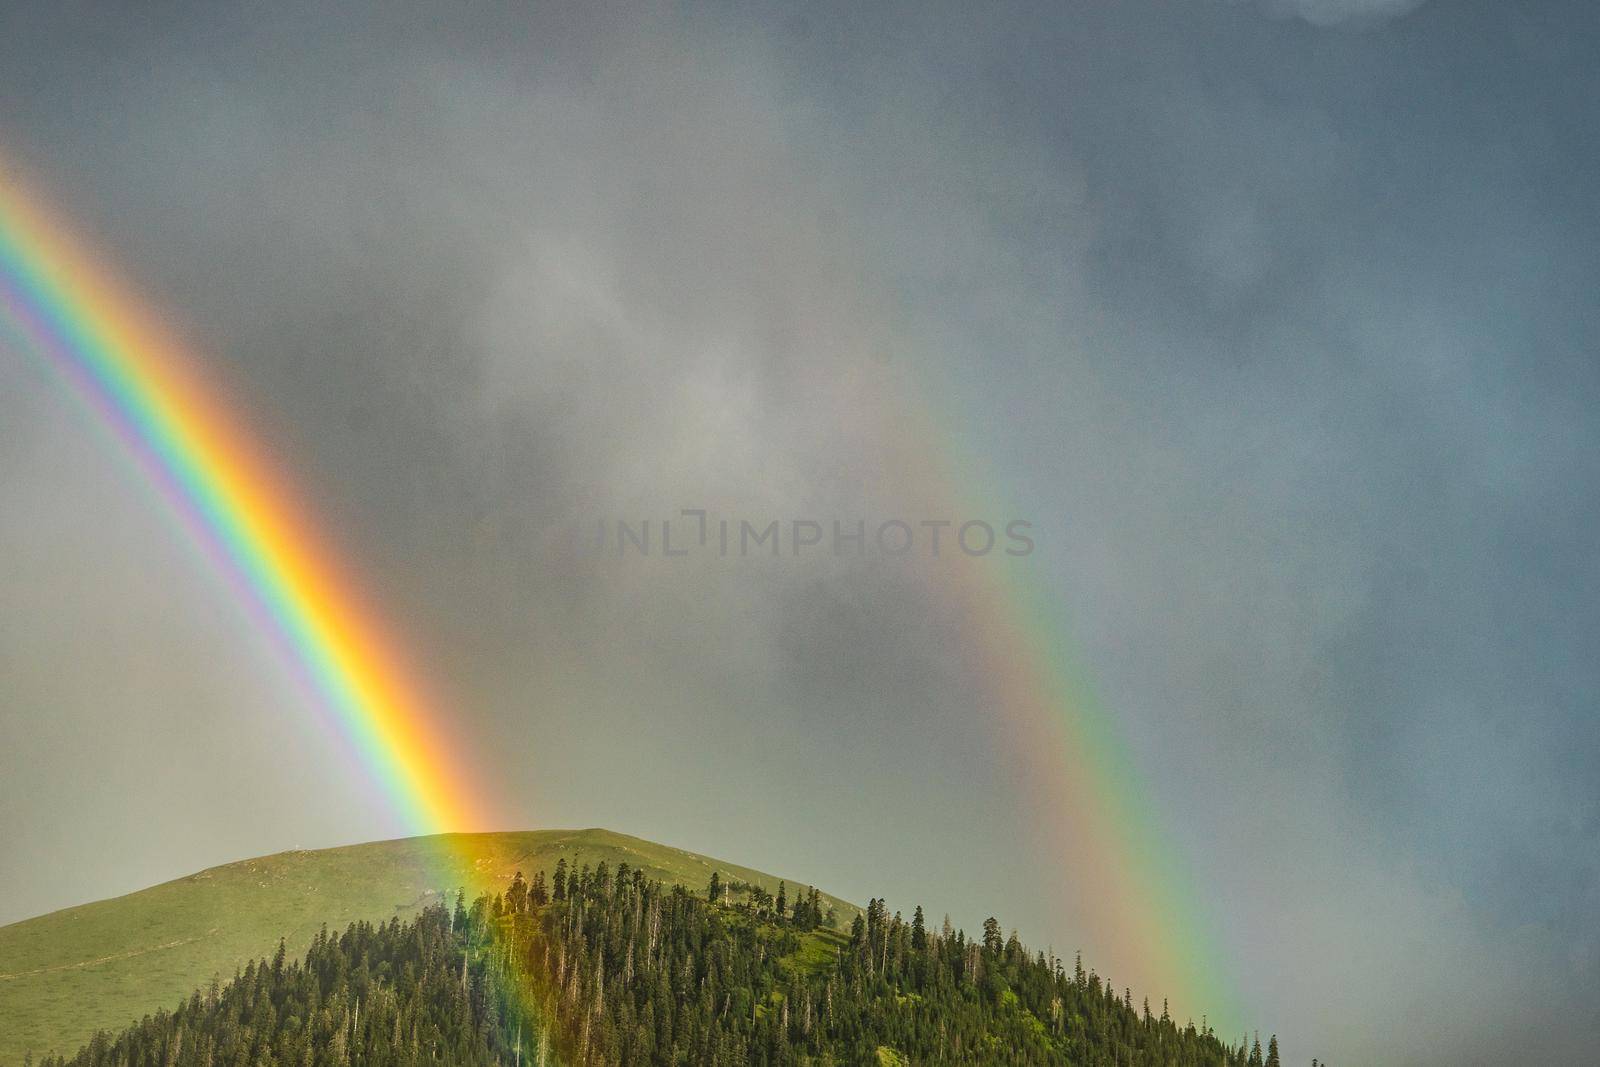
[0,157,1235,1034]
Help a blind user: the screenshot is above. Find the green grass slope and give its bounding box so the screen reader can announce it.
[0,828,857,1065]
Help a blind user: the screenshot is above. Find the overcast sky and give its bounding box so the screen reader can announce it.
[2,2,1597,1063]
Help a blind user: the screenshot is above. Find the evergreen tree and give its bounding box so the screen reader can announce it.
[982,916,1004,955]
[507,870,528,914]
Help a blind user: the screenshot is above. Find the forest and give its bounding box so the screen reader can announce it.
[32,862,1302,1067]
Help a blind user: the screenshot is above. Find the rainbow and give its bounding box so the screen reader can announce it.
[962,535,1238,1030]
[860,359,1241,1033]
[0,159,487,839]
[1,155,1236,1038]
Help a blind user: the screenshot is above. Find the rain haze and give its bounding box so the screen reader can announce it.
[2,2,1598,1063]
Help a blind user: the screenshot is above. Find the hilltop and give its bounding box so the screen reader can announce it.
[0,829,857,1064]
[22,858,1267,1067]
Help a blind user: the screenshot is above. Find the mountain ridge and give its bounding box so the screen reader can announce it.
[0,828,859,1064]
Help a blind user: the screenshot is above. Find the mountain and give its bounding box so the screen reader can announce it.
[20,860,1267,1067]
[0,829,858,1065]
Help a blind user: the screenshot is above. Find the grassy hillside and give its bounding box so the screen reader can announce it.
[0,829,858,1066]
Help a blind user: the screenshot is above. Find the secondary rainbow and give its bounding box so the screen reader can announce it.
[863,358,1242,1034]
[0,161,487,839]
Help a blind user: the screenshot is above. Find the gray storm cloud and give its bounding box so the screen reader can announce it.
[1,3,1596,1065]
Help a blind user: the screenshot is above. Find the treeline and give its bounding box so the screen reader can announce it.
[31,906,503,1067]
[33,861,1304,1066]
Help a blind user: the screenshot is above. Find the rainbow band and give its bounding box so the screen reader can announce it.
[0,161,484,838]
[875,364,1240,1033]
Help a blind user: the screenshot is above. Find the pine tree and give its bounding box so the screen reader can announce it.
[982,917,1003,955]
[507,871,528,914]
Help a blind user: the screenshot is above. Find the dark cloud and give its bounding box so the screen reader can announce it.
[2,2,1597,1063]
